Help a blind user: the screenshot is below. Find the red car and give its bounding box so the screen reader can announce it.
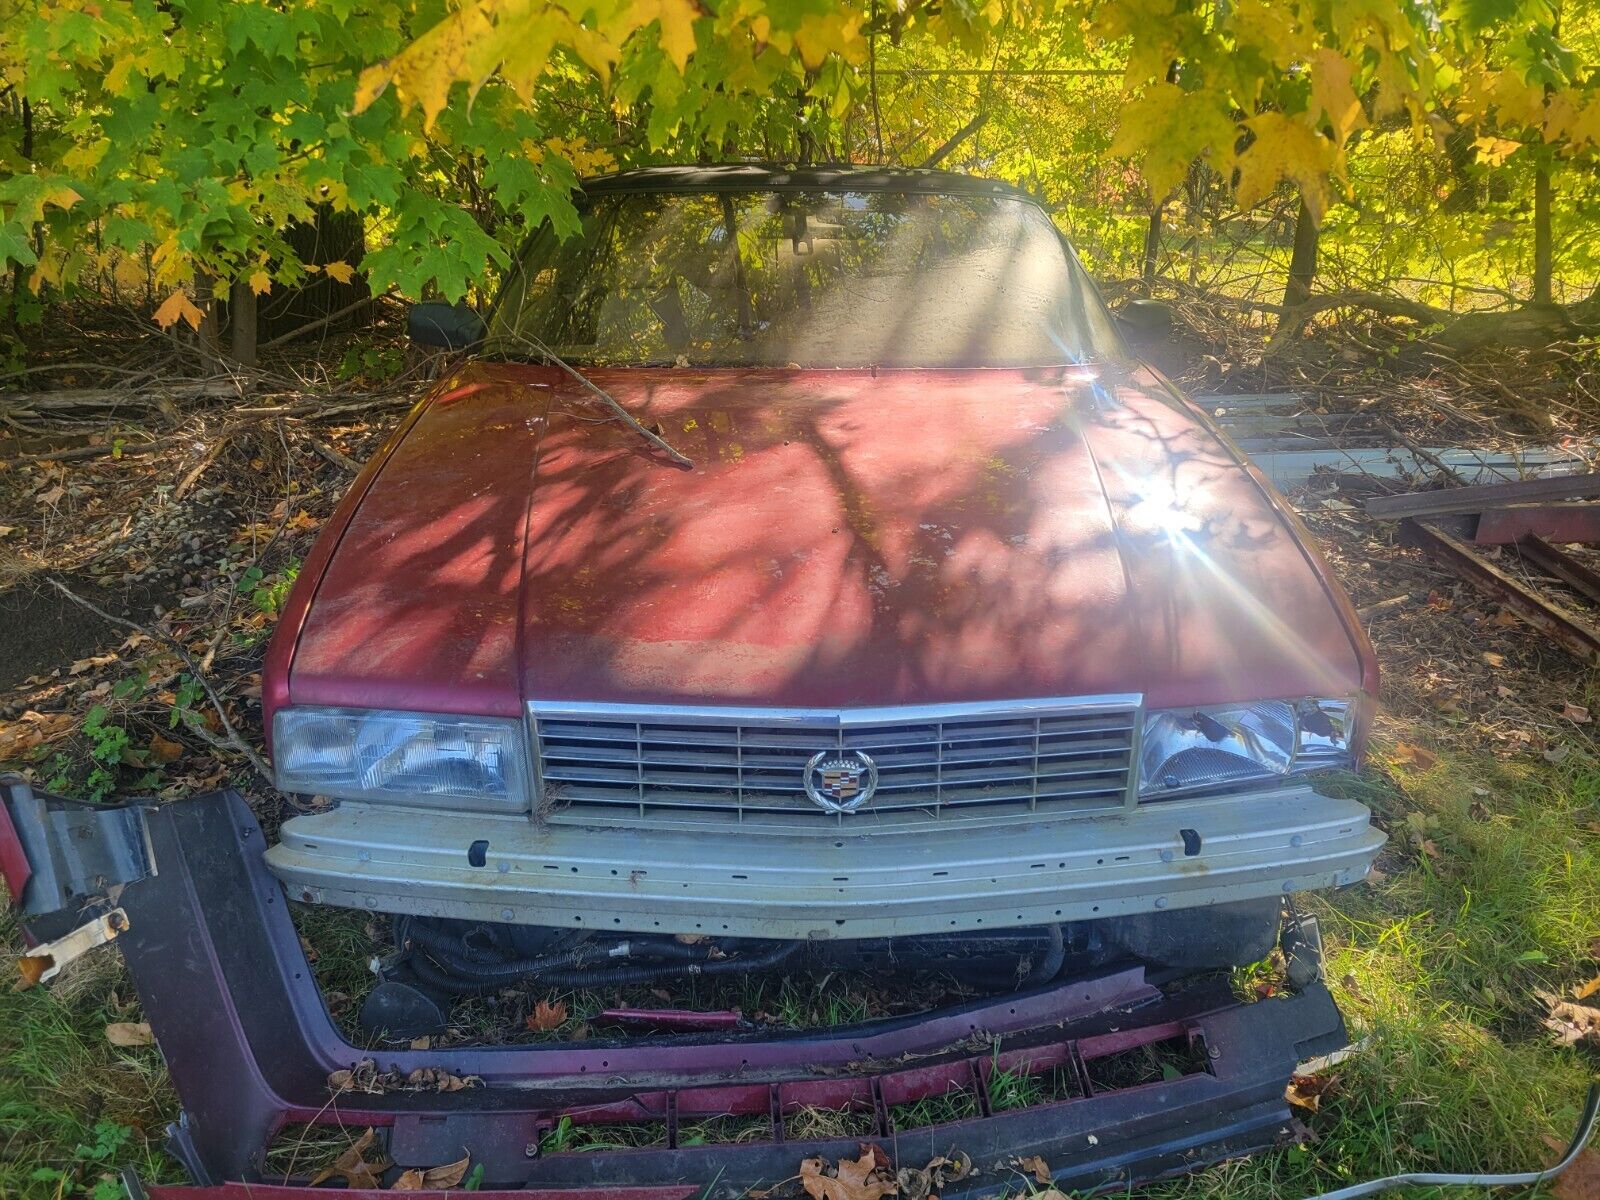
[260,164,1380,987]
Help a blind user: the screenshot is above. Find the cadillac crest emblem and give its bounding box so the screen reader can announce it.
[803,749,878,813]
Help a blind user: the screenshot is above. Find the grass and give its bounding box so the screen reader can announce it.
[0,912,180,1198]
[890,1088,983,1131]
[4,738,1599,1195]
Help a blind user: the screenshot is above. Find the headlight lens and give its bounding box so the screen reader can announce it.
[272,707,530,812]
[1138,698,1355,798]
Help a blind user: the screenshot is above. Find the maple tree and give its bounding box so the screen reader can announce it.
[0,0,1596,349]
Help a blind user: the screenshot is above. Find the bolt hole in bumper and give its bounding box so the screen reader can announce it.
[9,778,1590,1200]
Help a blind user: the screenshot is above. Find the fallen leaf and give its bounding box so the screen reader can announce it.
[1493,608,1521,627]
[409,1035,432,1050]
[1496,685,1516,699]
[148,734,184,764]
[1285,1074,1326,1112]
[1481,651,1506,668]
[1575,975,1600,1001]
[406,1066,481,1092]
[16,954,50,990]
[1538,990,1600,1046]
[526,999,568,1032]
[1562,703,1592,724]
[801,1151,898,1200]
[1014,1155,1051,1186]
[35,484,66,506]
[1392,742,1439,771]
[1541,1136,1600,1200]
[308,1127,390,1189]
[392,1154,470,1191]
[105,1021,154,1047]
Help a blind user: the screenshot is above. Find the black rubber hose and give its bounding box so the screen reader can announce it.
[407,938,801,995]
[403,919,524,965]
[405,923,617,982]
[1023,923,1066,985]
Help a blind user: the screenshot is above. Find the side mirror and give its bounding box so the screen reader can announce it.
[408,301,486,350]
[1115,299,1175,341]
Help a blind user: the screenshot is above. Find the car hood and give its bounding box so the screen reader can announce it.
[285,363,1369,717]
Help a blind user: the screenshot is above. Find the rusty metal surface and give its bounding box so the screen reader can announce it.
[1368,472,1600,519]
[1473,504,1600,545]
[1514,536,1600,606]
[1398,520,1600,663]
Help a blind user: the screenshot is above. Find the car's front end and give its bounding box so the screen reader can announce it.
[254,167,1381,1003]
[5,165,1392,1196]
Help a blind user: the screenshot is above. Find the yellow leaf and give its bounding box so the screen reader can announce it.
[1235,111,1338,223]
[248,270,273,296]
[1473,135,1522,166]
[323,260,356,284]
[1575,974,1600,1001]
[632,0,701,71]
[1229,0,1309,71]
[1308,48,1367,145]
[41,186,81,212]
[792,10,866,71]
[1110,82,1238,201]
[63,138,111,173]
[153,289,205,332]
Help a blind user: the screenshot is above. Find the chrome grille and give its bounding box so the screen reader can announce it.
[530,697,1140,825]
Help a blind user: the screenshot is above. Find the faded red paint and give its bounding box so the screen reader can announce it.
[265,362,1374,725]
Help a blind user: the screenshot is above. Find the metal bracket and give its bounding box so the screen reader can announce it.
[1,778,153,917]
[19,907,129,986]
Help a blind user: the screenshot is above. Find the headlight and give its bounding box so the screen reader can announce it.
[1138,698,1355,798]
[272,707,531,812]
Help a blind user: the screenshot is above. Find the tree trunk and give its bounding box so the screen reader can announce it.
[259,206,369,342]
[1283,197,1319,313]
[194,274,221,357]
[1142,201,1163,281]
[1533,165,1553,305]
[228,280,258,367]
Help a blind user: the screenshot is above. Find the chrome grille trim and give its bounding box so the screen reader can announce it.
[529,696,1142,827]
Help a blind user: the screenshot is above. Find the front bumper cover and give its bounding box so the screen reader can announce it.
[265,784,1384,938]
[0,779,1368,1198]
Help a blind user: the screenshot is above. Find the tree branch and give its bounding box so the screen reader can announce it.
[47,578,274,787]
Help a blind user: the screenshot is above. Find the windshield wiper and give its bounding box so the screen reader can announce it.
[497,333,694,470]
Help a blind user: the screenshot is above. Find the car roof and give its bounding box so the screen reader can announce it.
[577,163,1044,205]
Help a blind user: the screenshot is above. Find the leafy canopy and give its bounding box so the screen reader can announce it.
[0,0,1595,317]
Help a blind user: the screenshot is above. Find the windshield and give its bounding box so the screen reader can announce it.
[485,189,1125,368]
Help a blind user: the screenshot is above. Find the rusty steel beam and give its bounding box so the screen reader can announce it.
[1515,536,1600,607]
[1398,520,1600,664]
[1367,472,1600,520]
[1473,503,1600,546]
